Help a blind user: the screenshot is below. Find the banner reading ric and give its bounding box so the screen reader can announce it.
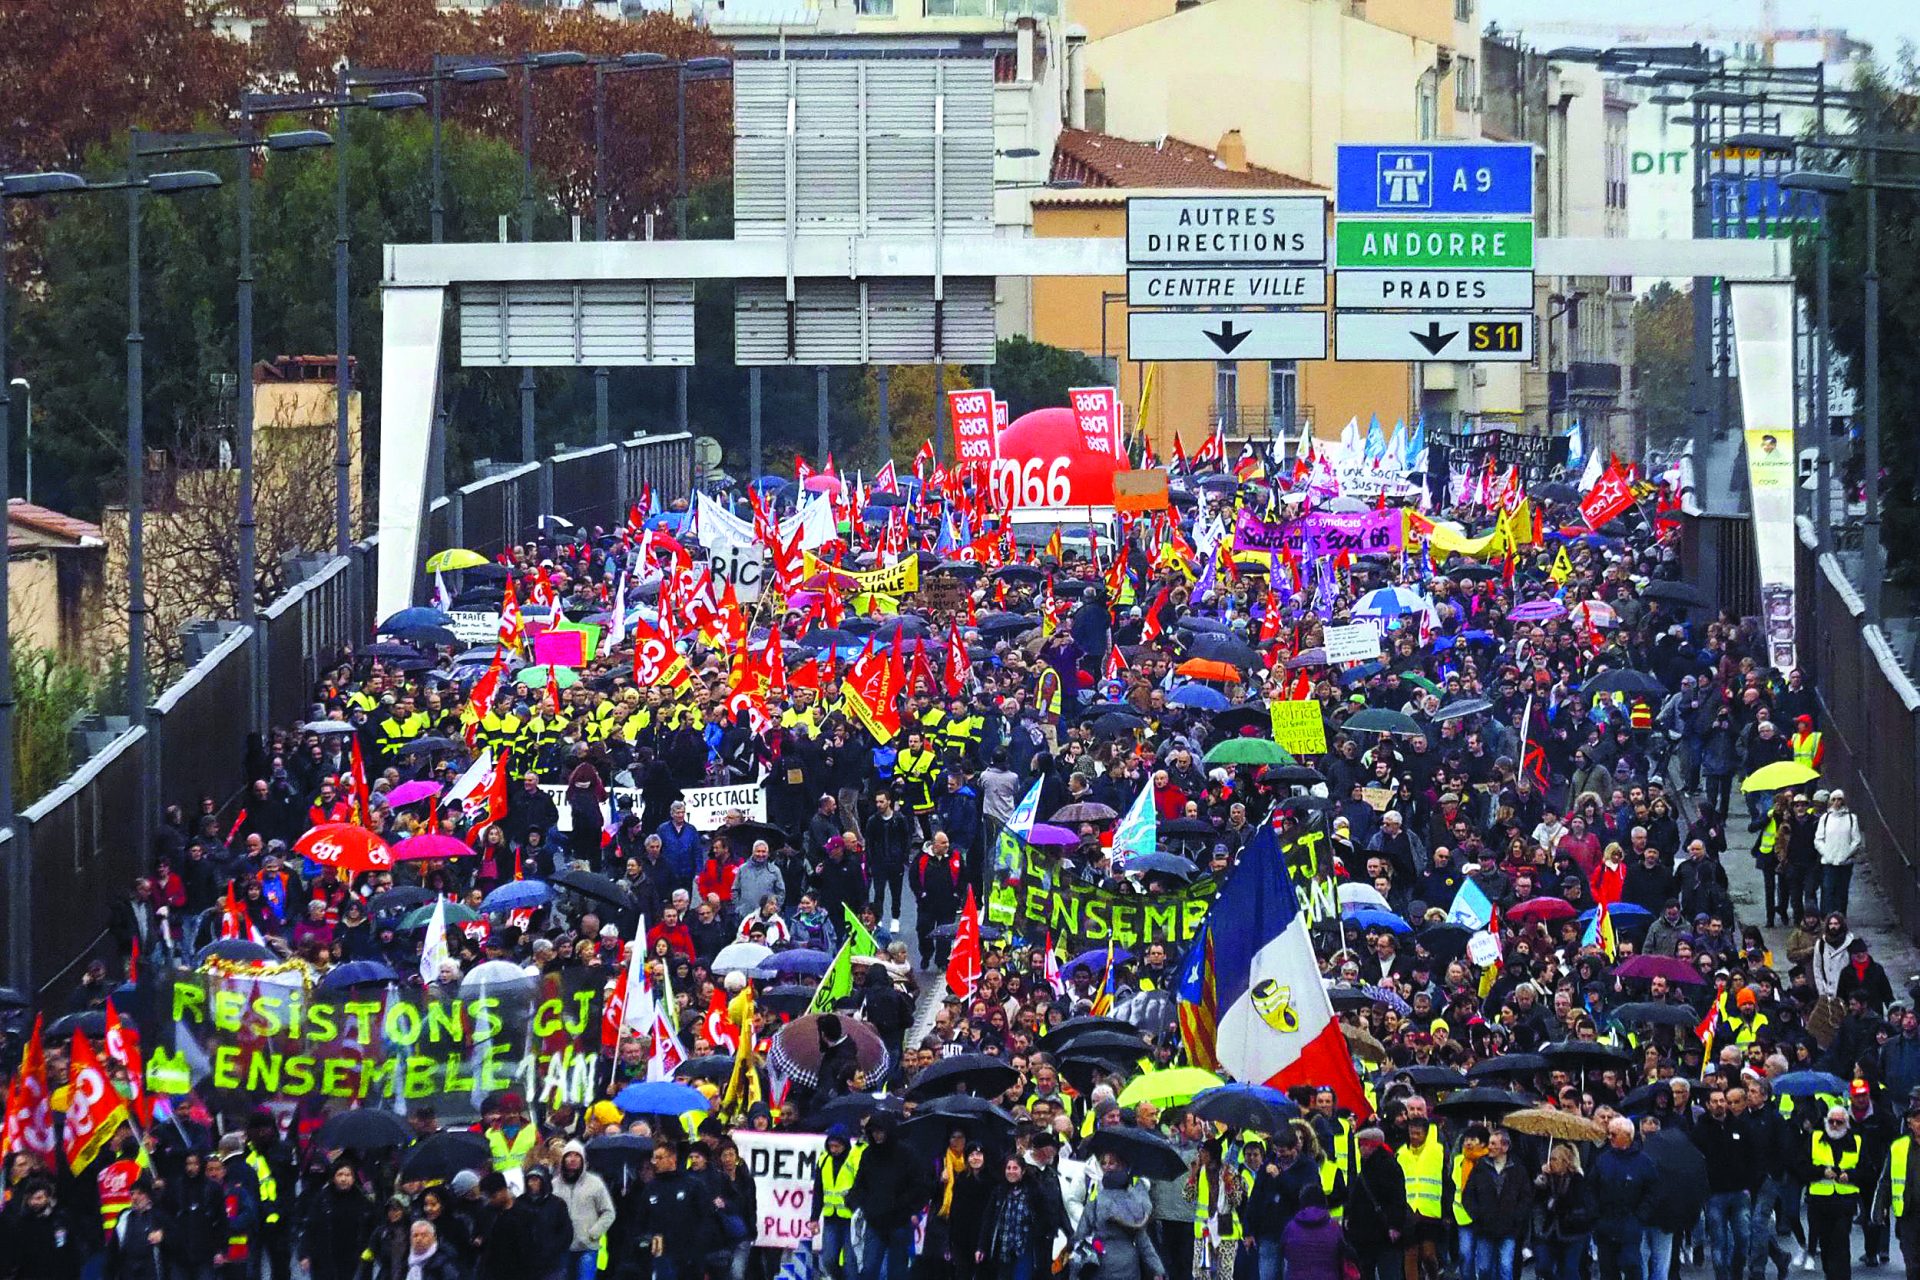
[148,968,604,1121]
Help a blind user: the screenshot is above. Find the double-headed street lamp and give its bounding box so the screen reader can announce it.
[0,163,221,851]
[134,126,333,731]
[244,87,424,556]
[589,52,732,446]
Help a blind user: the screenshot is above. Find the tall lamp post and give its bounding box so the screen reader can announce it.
[135,126,333,730]
[8,378,28,505]
[3,164,222,868]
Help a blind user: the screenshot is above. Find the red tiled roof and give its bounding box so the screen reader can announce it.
[8,498,103,546]
[1050,128,1317,191]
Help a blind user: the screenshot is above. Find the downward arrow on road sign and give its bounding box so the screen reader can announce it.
[1411,321,1458,356]
[1204,321,1251,355]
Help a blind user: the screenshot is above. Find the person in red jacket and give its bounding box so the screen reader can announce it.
[647,907,695,961]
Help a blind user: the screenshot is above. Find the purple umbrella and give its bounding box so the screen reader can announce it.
[1024,823,1080,846]
[384,779,443,809]
[1612,954,1708,986]
[1510,600,1568,622]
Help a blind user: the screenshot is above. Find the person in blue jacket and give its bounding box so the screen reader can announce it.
[1590,1116,1660,1280]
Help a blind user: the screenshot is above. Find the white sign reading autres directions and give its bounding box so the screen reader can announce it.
[1127,310,1328,363]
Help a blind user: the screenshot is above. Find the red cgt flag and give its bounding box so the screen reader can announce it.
[63,1030,129,1174]
[945,886,983,999]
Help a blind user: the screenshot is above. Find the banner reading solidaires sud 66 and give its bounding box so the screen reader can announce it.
[146,966,605,1120]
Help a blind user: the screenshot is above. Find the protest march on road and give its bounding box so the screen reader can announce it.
[2,410,1903,1280]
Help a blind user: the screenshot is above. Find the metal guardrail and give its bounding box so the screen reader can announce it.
[0,431,694,996]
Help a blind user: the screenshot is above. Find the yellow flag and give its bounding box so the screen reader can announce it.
[1550,546,1574,585]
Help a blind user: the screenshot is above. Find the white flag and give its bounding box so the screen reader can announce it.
[419,897,451,987]
[620,915,655,1040]
[607,573,630,652]
[444,748,495,809]
[646,1008,686,1082]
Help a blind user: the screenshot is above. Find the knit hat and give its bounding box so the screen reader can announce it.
[449,1170,482,1196]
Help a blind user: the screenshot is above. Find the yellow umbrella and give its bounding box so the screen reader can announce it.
[425,548,489,573]
[1741,760,1819,793]
[1116,1067,1224,1109]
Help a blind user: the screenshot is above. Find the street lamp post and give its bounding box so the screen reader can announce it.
[135,126,331,730]
[592,52,671,446]
[8,378,29,505]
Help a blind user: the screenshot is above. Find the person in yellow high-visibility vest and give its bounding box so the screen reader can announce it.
[1397,1114,1449,1280]
[1792,716,1825,771]
[1186,1140,1249,1280]
[1804,1107,1863,1280]
[1880,1105,1920,1280]
[813,1126,865,1280]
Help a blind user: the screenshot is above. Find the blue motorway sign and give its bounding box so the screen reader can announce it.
[1337,143,1535,217]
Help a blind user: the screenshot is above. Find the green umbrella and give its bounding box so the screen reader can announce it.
[1203,738,1294,767]
[400,901,481,930]
[1401,673,1441,695]
[513,665,581,690]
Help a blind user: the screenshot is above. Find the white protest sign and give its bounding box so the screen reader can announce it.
[1466,930,1503,968]
[1323,622,1383,665]
[683,782,768,831]
[540,784,643,833]
[734,1131,826,1249]
[448,611,502,646]
[709,541,766,603]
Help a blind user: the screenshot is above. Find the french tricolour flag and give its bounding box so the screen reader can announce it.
[1179,824,1371,1117]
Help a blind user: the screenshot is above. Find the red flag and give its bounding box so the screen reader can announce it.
[1102,642,1128,683]
[348,734,373,826]
[103,1000,150,1126]
[465,749,512,849]
[545,663,562,716]
[702,987,739,1052]
[945,886,983,998]
[63,1031,129,1173]
[1140,585,1171,646]
[1579,461,1636,529]
[943,622,973,698]
[1,1015,56,1163]
[497,579,525,653]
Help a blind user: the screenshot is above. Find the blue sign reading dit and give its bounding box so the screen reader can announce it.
[1337,143,1535,217]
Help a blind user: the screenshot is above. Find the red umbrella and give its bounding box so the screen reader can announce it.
[392,833,475,862]
[1505,897,1576,925]
[294,824,394,873]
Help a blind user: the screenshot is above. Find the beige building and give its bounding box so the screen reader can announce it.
[8,501,106,668]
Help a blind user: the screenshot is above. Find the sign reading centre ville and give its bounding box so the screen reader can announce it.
[1125,196,1328,265]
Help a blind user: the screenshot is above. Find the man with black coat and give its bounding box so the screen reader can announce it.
[1690,1087,1760,1280]
[847,1115,934,1280]
[163,1151,230,1280]
[518,1166,575,1280]
[476,1172,543,1280]
[107,1178,173,1280]
[1345,1127,1410,1280]
[6,1177,84,1280]
[856,963,915,1061]
[1021,1131,1072,1261]
[1462,1128,1534,1280]
[299,1160,378,1280]
[1244,1129,1320,1280]
[642,1142,712,1280]
[864,791,914,932]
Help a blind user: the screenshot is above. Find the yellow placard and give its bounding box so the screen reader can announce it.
[802,553,921,596]
[1269,700,1328,755]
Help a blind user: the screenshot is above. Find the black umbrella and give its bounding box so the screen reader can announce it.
[1583,669,1667,698]
[929,921,1006,943]
[1267,765,1327,786]
[387,625,459,649]
[360,642,422,660]
[1609,1002,1700,1028]
[1045,1029,1149,1061]
[551,869,635,909]
[991,566,1045,582]
[585,1133,656,1189]
[399,1130,490,1181]
[1039,1016,1144,1055]
[1188,635,1263,670]
[672,1054,738,1085]
[1432,1087,1531,1119]
[719,821,794,851]
[314,1108,412,1150]
[1327,984,1373,1013]
[760,984,816,1018]
[396,737,462,756]
[976,612,1039,635]
[196,939,277,965]
[1343,708,1426,738]
[47,1010,107,1039]
[1535,483,1581,504]
[1383,1065,1470,1091]
[900,1107,1016,1160]
[801,1093,904,1132]
[464,563,513,582]
[905,1053,1020,1101]
[1211,703,1272,735]
[1638,580,1707,607]
[1186,1085,1301,1132]
[1467,1054,1549,1080]
[1158,817,1217,839]
[1451,564,1500,582]
[1082,1128,1190,1180]
[1093,711,1149,736]
[920,1094,1019,1123]
[369,886,436,915]
[1643,1129,1712,1231]
[1415,921,1475,965]
[1058,1052,1138,1096]
[1540,1040,1633,1067]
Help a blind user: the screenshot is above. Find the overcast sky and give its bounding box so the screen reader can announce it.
[1479,0,1915,66]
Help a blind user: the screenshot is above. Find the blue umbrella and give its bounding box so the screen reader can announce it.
[317,960,402,991]
[1187,1083,1301,1130]
[379,606,452,633]
[1338,662,1386,686]
[1773,1071,1850,1098]
[614,1081,712,1115]
[1066,946,1133,975]
[751,476,793,492]
[766,949,833,977]
[1168,684,1230,711]
[1577,903,1652,924]
[646,513,689,532]
[1341,907,1412,935]
[481,880,555,913]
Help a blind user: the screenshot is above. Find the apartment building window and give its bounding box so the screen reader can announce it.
[1215,362,1239,432]
[1454,0,1473,19]
[1454,56,1476,113]
[1417,74,1438,140]
[856,0,896,13]
[1269,360,1298,434]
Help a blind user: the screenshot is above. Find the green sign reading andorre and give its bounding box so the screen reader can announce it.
[1335,219,1535,270]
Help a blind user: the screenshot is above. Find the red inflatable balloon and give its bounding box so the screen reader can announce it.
[991,406,1121,508]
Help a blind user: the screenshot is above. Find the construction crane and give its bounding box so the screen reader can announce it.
[1525,0,1869,67]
